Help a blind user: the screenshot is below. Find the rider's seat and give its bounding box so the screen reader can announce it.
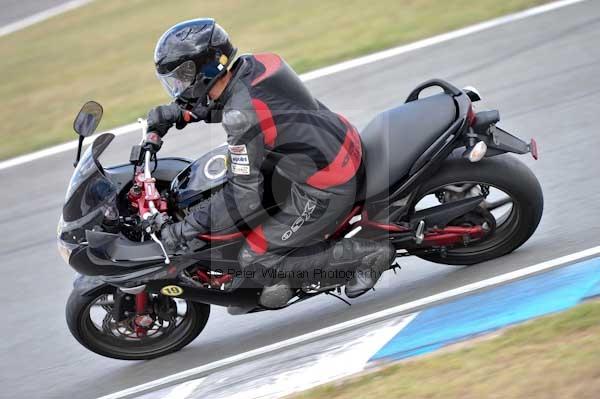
[359,93,456,198]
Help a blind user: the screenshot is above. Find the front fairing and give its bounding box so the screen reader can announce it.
[59,134,118,249]
[58,137,235,278]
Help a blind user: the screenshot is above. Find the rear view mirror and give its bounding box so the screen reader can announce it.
[72,101,103,167]
[73,101,103,137]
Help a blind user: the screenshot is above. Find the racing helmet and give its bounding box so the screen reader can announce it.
[154,18,237,103]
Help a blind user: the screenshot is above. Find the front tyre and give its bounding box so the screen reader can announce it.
[414,154,543,265]
[66,287,209,360]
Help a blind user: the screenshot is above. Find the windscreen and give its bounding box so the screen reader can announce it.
[62,134,117,223]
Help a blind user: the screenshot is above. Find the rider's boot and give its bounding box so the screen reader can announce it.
[341,239,396,298]
[258,279,295,309]
[231,238,396,313]
[227,261,297,313]
[227,280,294,314]
[278,238,396,299]
[256,243,333,309]
[256,244,331,309]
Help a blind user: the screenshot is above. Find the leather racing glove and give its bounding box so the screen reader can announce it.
[147,103,190,137]
[147,102,213,137]
[142,132,163,153]
[160,214,205,251]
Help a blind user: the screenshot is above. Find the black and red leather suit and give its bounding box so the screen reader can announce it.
[187,53,363,274]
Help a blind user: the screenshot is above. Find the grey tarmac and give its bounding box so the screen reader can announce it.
[1,1,599,398]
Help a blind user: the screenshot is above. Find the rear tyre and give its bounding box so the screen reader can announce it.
[66,287,209,360]
[414,154,543,265]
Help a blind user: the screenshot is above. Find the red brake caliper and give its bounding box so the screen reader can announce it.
[133,292,152,337]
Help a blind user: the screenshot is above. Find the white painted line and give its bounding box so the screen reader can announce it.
[0,0,94,37]
[161,379,205,399]
[0,0,588,172]
[219,314,419,399]
[0,123,140,170]
[98,245,600,399]
[300,0,588,81]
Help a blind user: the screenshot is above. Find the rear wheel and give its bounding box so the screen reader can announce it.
[413,154,543,265]
[66,287,209,360]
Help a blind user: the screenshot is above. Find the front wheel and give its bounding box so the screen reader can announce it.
[413,154,543,265]
[66,287,210,360]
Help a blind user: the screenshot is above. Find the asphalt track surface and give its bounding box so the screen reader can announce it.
[1,1,599,398]
[0,0,75,27]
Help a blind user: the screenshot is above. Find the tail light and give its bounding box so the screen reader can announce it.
[530,138,539,160]
[467,103,477,126]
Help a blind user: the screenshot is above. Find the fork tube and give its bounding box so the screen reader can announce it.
[135,292,148,314]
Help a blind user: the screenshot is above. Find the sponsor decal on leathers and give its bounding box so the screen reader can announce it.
[231,154,249,165]
[231,163,251,175]
[282,200,317,241]
[228,144,248,155]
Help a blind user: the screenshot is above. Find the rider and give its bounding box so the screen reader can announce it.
[145,18,395,308]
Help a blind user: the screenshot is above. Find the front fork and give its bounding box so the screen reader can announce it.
[135,292,148,313]
[134,292,152,336]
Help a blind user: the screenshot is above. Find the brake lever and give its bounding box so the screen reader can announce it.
[150,232,171,265]
[143,211,171,264]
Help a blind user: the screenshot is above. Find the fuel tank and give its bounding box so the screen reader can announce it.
[170,145,229,209]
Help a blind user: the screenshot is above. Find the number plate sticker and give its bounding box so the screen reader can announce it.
[161,285,184,296]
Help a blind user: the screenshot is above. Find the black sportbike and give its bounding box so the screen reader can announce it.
[59,80,543,360]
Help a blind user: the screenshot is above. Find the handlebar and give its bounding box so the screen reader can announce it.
[137,118,152,177]
[137,118,170,264]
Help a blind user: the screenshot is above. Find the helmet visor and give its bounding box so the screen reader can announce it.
[156,60,196,99]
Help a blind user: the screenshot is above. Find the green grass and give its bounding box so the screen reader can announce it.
[294,301,600,399]
[0,0,549,160]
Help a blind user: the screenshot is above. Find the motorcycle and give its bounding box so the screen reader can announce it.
[59,79,543,360]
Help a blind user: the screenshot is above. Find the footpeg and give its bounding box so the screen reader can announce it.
[415,220,425,244]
